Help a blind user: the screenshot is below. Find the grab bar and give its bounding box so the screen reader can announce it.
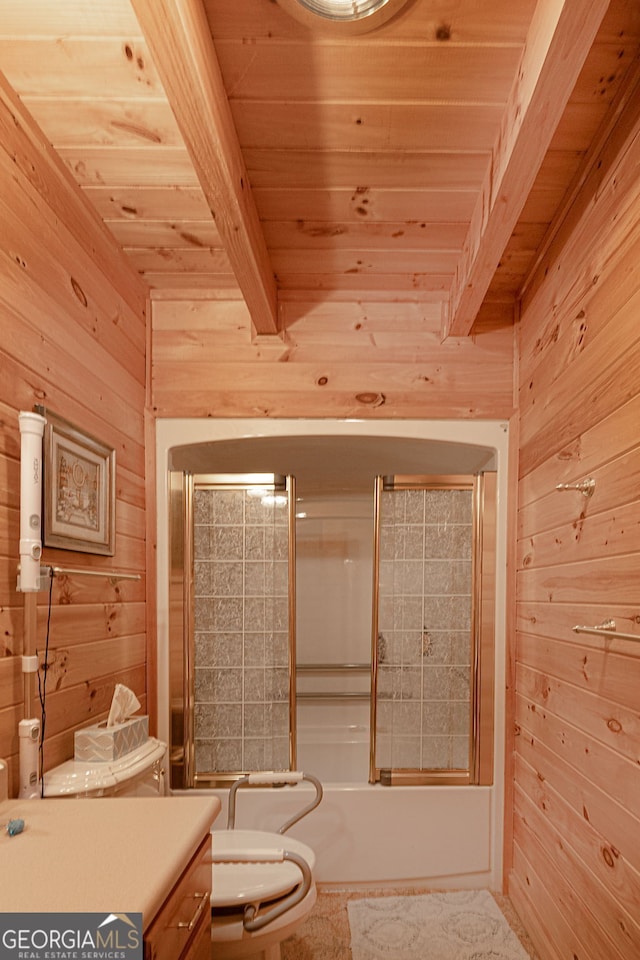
[297,663,370,671]
[297,692,370,700]
[573,619,640,643]
[226,771,323,833]
[222,849,311,934]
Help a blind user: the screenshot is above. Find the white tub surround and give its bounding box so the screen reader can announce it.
[0,796,219,920]
[158,419,509,890]
[197,782,492,888]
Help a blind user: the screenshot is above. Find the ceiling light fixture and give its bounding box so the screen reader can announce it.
[278,0,411,33]
[297,0,395,21]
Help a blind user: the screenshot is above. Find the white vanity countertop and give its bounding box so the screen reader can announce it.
[0,796,220,926]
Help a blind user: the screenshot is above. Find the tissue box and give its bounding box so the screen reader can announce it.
[74,715,149,762]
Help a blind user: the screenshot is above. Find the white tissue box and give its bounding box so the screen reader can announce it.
[74,715,149,762]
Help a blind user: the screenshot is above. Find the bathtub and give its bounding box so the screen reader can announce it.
[178,781,498,890]
[158,417,509,892]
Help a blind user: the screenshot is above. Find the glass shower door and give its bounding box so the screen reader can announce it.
[370,473,496,785]
[170,472,296,787]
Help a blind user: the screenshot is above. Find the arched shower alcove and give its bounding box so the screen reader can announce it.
[155,419,509,888]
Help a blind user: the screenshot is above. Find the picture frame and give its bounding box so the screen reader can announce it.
[41,409,116,556]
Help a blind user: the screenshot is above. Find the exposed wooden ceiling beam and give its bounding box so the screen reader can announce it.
[443,0,611,339]
[130,0,278,335]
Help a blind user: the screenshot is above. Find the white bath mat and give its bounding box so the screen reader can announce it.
[348,890,531,960]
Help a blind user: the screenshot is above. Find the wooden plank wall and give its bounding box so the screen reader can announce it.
[511,79,640,959]
[151,295,515,419]
[0,72,149,795]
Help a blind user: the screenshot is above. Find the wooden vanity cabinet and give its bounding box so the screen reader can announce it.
[144,833,212,960]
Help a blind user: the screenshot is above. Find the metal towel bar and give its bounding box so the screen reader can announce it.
[573,619,640,643]
[296,692,370,700]
[297,663,370,672]
[44,564,141,582]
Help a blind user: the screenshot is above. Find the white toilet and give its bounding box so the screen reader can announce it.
[44,747,321,960]
[42,737,167,798]
[209,771,322,960]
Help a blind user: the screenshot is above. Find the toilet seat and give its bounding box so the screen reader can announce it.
[212,830,316,907]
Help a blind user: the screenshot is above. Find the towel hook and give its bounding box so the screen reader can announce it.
[555,478,595,497]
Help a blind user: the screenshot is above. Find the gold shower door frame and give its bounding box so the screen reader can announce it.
[369,472,496,786]
[168,471,297,789]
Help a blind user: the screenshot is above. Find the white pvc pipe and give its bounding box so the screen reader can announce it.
[18,718,41,799]
[18,411,46,593]
[0,758,8,802]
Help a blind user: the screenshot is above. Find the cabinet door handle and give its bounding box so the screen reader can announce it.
[175,892,208,931]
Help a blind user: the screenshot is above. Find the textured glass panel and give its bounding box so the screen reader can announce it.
[193,483,291,776]
[376,482,473,775]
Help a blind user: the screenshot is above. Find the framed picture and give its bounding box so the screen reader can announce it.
[42,410,115,556]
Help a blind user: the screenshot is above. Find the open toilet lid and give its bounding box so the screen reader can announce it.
[211,829,316,907]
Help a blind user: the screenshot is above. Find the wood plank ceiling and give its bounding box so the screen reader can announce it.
[0,0,639,338]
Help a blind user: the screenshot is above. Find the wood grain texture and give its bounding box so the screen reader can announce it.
[0,70,148,797]
[150,295,515,419]
[511,60,640,960]
[3,0,636,316]
[446,0,611,336]
[0,14,639,950]
[130,0,278,334]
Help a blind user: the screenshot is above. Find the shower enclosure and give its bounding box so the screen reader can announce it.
[372,473,496,786]
[168,438,496,790]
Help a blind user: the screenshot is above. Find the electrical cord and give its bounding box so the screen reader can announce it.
[37,568,54,798]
